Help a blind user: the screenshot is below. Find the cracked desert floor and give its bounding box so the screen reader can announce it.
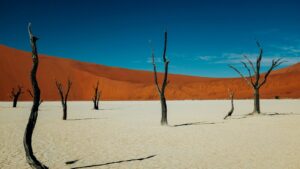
[1,100,300,169]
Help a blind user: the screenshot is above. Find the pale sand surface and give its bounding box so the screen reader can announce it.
[1,100,300,169]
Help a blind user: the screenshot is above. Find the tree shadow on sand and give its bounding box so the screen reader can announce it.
[261,112,300,116]
[66,159,80,165]
[69,155,156,169]
[171,121,223,127]
[228,112,300,120]
[228,115,248,120]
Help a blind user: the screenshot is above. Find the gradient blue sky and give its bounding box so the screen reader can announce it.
[1,0,300,77]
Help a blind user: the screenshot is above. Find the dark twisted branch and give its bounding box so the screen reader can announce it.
[255,41,263,85]
[243,54,256,74]
[151,49,162,94]
[241,61,254,85]
[23,23,48,169]
[259,58,286,87]
[229,65,253,87]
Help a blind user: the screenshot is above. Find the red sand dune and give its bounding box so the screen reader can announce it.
[0,45,299,101]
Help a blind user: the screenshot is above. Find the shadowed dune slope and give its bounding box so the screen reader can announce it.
[0,45,299,101]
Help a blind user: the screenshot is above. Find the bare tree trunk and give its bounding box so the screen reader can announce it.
[160,95,167,125]
[92,81,101,110]
[151,31,169,126]
[94,101,99,110]
[13,97,18,107]
[253,88,260,114]
[23,23,48,169]
[63,103,67,120]
[224,90,234,119]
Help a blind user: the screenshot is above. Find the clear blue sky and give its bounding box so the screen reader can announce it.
[1,0,300,77]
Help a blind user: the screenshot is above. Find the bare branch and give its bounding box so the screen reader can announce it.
[93,82,98,101]
[28,23,39,59]
[94,81,99,90]
[243,54,256,74]
[27,89,42,105]
[27,89,34,98]
[161,60,169,93]
[65,79,72,102]
[151,48,162,94]
[241,61,254,85]
[161,31,169,94]
[10,86,23,99]
[259,58,285,88]
[162,31,168,62]
[229,65,253,87]
[10,88,15,97]
[255,41,263,84]
[97,91,101,101]
[55,80,64,102]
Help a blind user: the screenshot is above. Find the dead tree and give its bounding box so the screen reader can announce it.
[55,79,72,120]
[224,89,234,119]
[92,81,101,110]
[229,41,284,114]
[151,31,169,125]
[23,23,48,168]
[27,89,43,105]
[10,85,23,107]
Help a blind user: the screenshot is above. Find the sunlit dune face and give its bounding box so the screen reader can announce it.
[0,45,299,101]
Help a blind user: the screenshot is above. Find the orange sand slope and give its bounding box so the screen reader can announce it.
[0,45,299,101]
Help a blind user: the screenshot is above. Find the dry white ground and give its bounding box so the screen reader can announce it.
[0,100,300,169]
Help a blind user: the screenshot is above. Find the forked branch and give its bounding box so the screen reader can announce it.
[229,65,253,87]
[55,79,72,120]
[151,49,162,94]
[259,58,285,87]
[10,85,23,108]
[27,89,43,105]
